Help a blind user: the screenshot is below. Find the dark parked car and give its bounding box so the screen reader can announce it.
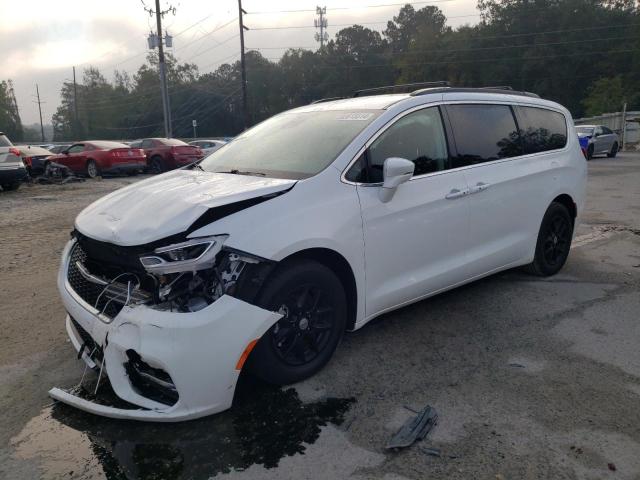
[0,132,28,191]
[139,138,204,173]
[15,145,54,176]
[47,141,147,178]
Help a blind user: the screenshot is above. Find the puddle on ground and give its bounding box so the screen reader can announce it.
[10,377,355,480]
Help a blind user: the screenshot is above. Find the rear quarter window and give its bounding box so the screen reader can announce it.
[517,106,568,154]
[446,104,522,167]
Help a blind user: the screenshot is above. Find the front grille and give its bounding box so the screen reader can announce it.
[67,242,149,318]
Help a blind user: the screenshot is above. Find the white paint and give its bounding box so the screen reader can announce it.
[56,91,587,421]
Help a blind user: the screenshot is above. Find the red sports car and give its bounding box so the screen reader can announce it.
[48,141,146,178]
[138,138,204,173]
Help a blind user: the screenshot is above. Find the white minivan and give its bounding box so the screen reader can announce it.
[51,86,587,421]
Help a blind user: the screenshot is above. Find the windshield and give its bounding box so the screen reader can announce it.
[575,126,594,135]
[200,110,381,179]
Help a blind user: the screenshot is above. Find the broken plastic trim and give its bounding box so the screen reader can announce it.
[386,405,438,449]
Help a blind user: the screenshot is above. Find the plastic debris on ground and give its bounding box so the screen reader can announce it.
[386,405,438,450]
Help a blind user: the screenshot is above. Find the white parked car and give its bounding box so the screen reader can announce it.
[50,86,587,421]
[189,139,226,156]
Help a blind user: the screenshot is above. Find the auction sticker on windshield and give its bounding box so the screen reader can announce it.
[336,112,375,121]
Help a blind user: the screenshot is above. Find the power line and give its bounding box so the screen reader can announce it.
[247,33,638,56]
[174,17,238,52]
[248,0,458,15]
[255,47,640,70]
[250,14,480,30]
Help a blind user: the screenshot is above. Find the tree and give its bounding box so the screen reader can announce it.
[47,1,640,137]
[582,76,640,115]
[0,80,23,140]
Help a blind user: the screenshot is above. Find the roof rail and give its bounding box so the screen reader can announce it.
[353,81,450,98]
[481,85,513,90]
[410,87,540,99]
[310,96,346,104]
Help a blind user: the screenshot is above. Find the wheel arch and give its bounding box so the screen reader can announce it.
[278,248,358,331]
[551,193,577,223]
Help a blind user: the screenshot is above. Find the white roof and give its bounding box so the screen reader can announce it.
[289,88,567,115]
[294,94,410,112]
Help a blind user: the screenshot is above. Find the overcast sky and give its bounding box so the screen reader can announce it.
[3,0,479,126]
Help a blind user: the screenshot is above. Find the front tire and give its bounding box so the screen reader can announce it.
[587,144,594,160]
[1,181,20,191]
[524,202,573,276]
[248,260,347,385]
[607,142,618,158]
[86,159,99,178]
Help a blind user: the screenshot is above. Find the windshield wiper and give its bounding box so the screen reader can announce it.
[220,169,266,177]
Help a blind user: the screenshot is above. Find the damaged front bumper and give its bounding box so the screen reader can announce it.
[50,240,282,422]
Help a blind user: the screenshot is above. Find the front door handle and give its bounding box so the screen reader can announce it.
[445,188,469,199]
[470,182,491,194]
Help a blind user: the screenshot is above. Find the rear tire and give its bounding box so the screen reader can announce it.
[607,142,618,158]
[248,260,346,385]
[524,202,573,277]
[149,156,164,174]
[86,159,99,178]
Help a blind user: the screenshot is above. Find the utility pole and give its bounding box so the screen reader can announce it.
[72,66,79,139]
[156,0,172,138]
[238,0,249,130]
[145,0,174,138]
[621,102,627,150]
[314,6,328,48]
[35,84,45,142]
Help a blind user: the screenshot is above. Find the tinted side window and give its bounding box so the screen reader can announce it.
[141,139,153,148]
[369,107,448,181]
[517,106,567,154]
[447,104,521,167]
[602,126,613,134]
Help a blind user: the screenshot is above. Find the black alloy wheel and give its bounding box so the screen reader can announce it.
[270,285,335,366]
[524,202,573,276]
[248,260,346,385]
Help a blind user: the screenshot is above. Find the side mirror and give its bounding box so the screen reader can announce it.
[379,157,414,202]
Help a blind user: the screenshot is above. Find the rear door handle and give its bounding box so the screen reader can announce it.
[470,182,491,194]
[445,188,470,199]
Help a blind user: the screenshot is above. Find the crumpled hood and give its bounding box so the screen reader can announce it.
[577,133,592,138]
[75,170,296,246]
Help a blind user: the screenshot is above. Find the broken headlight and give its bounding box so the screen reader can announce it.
[139,235,227,274]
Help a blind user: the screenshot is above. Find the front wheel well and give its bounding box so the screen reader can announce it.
[279,248,358,331]
[552,194,577,223]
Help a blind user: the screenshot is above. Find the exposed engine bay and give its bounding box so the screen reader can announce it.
[70,230,274,318]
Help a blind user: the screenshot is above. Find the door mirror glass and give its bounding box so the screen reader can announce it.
[379,157,414,202]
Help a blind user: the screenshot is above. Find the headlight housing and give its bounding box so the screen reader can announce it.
[140,235,227,274]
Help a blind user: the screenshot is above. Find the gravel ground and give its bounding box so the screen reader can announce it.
[1,153,639,480]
